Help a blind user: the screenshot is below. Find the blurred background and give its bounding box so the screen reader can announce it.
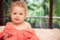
[0,0,60,29]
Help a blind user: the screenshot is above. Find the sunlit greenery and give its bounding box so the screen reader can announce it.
[25,0,50,28]
[26,0,44,23]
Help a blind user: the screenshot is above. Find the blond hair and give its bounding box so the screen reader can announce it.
[9,1,27,13]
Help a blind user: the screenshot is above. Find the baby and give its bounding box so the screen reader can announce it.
[0,1,39,40]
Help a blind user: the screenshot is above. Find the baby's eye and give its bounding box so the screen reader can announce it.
[19,13,23,15]
[13,13,17,15]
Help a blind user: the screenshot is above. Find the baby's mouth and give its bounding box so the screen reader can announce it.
[15,18,20,21]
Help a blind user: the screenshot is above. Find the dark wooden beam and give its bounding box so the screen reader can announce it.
[49,0,53,29]
[0,0,3,25]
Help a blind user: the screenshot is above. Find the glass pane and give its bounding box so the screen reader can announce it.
[53,0,60,29]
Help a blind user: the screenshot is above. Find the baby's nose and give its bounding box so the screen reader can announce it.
[16,14,20,18]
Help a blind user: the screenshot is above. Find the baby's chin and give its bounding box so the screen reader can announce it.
[12,21,24,25]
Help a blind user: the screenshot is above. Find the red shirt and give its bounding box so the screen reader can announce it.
[0,22,39,40]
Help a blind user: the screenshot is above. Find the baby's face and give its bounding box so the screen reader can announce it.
[10,6,26,24]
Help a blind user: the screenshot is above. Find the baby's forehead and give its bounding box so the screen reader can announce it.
[12,6,25,9]
[11,6,25,11]
[11,6,25,12]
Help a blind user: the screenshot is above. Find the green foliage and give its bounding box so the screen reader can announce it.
[53,0,60,27]
[26,0,45,23]
[3,0,12,16]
